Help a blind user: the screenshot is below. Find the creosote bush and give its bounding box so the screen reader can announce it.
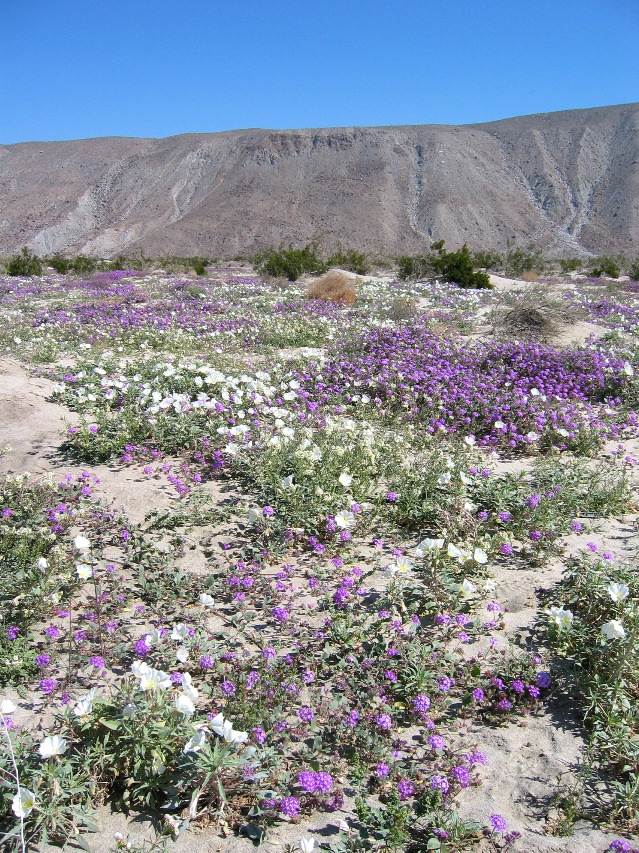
[6,248,43,277]
[397,243,491,289]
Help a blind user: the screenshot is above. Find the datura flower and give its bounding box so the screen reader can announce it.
[334,510,355,529]
[73,535,90,551]
[384,555,413,577]
[546,606,574,629]
[299,839,316,853]
[606,582,630,602]
[416,537,445,556]
[76,562,93,580]
[338,472,353,488]
[280,475,297,492]
[183,730,207,754]
[39,734,68,759]
[174,693,196,715]
[601,619,625,640]
[170,623,189,641]
[12,788,36,818]
[459,579,477,599]
[198,593,215,607]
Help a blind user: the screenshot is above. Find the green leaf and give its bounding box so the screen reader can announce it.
[99,717,121,730]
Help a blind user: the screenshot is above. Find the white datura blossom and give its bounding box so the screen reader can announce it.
[459,579,477,599]
[174,693,196,715]
[39,734,68,759]
[606,582,630,602]
[208,712,248,744]
[199,592,215,607]
[131,661,172,691]
[334,510,355,529]
[183,730,207,754]
[601,619,625,640]
[0,698,17,715]
[73,535,90,551]
[384,555,413,577]
[12,788,36,817]
[416,537,445,556]
[546,606,574,629]
[170,623,189,641]
[280,474,297,492]
[76,562,93,580]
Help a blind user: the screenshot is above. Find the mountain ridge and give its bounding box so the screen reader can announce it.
[1,102,637,258]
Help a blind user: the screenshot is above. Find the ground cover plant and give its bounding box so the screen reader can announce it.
[1,261,638,853]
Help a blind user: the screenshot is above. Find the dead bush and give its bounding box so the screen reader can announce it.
[521,270,539,282]
[387,297,417,322]
[493,286,581,342]
[307,270,357,305]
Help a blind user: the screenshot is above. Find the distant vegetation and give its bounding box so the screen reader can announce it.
[253,242,370,280]
[2,243,639,286]
[398,242,491,289]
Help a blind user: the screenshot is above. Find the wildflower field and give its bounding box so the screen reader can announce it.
[1,264,639,853]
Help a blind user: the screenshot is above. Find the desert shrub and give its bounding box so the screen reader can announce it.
[560,257,583,274]
[188,257,209,275]
[6,247,43,276]
[307,270,357,304]
[504,243,545,277]
[628,258,639,281]
[471,249,503,270]
[387,297,417,322]
[431,244,492,289]
[396,254,435,281]
[107,253,149,272]
[325,246,370,275]
[71,255,99,274]
[255,243,327,281]
[589,256,620,279]
[521,270,539,282]
[47,253,72,274]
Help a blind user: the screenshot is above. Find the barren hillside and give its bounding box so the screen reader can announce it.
[0,102,637,257]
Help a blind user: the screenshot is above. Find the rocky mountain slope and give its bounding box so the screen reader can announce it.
[1,103,637,258]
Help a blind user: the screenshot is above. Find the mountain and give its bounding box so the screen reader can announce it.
[1,103,637,258]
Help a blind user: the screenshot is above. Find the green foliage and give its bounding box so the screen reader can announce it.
[191,258,208,275]
[589,256,620,279]
[544,553,639,826]
[6,248,43,277]
[396,254,435,281]
[0,630,39,685]
[47,253,72,274]
[471,249,503,270]
[255,242,328,281]
[397,244,492,288]
[72,255,100,274]
[559,257,583,274]
[431,244,492,289]
[504,242,545,277]
[326,245,370,275]
[629,258,639,282]
[107,252,149,272]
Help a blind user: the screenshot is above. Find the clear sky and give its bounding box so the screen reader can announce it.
[2,0,638,144]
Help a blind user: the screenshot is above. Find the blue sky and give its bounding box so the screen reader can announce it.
[2,0,638,144]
